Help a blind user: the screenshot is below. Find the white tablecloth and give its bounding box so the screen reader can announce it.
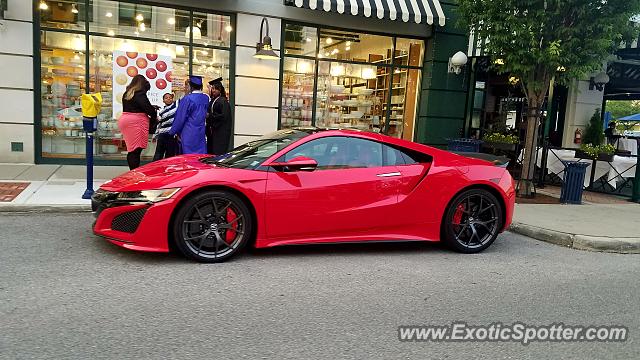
[615,138,638,156]
[525,148,638,188]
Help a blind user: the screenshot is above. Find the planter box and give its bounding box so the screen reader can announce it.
[574,149,614,162]
[482,141,517,151]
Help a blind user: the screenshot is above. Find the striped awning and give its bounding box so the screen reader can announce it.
[290,0,446,26]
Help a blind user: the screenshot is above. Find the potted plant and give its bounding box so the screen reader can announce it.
[575,109,615,161]
[481,132,519,151]
[575,143,615,162]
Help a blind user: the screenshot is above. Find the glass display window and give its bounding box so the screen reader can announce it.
[315,62,386,132]
[281,58,316,129]
[191,11,232,48]
[279,23,425,140]
[40,31,88,158]
[191,47,231,95]
[38,1,233,162]
[88,36,192,160]
[40,0,88,31]
[318,30,393,64]
[284,24,318,57]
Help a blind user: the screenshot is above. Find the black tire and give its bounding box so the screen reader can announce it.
[172,190,253,263]
[442,188,503,253]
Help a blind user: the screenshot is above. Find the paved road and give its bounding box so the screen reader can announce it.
[1,213,638,359]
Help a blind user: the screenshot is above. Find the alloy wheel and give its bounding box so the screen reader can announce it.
[181,196,246,260]
[450,193,500,250]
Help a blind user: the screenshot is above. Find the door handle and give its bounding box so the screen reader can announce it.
[376,172,401,177]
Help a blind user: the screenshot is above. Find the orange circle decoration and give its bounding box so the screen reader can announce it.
[156,61,167,72]
[146,53,158,61]
[136,58,148,69]
[126,66,138,77]
[116,56,128,67]
[126,52,138,59]
[165,71,172,82]
[156,79,167,90]
[146,68,158,79]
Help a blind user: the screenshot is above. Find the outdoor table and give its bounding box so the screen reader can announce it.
[523,148,637,189]
[615,138,638,156]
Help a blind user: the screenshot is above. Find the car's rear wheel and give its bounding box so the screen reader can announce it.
[172,190,252,263]
[443,189,503,253]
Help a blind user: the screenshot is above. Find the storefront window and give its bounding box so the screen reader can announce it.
[191,47,231,91]
[280,23,424,140]
[315,62,385,132]
[41,31,87,158]
[319,30,392,63]
[282,58,315,128]
[39,0,232,161]
[89,0,191,43]
[40,0,88,31]
[284,25,318,57]
[192,11,232,48]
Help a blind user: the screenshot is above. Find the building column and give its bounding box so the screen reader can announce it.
[561,79,605,148]
[232,14,281,147]
[0,0,35,163]
[415,1,469,147]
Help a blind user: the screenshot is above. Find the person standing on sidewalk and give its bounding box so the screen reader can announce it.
[118,75,157,170]
[206,77,232,155]
[169,76,209,155]
[152,93,178,161]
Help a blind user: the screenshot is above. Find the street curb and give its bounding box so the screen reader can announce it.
[509,222,640,254]
[0,204,91,213]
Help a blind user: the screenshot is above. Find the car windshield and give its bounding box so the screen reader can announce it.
[201,129,312,169]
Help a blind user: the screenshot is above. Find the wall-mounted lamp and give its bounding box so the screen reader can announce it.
[448,51,468,75]
[254,17,279,60]
[589,71,609,91]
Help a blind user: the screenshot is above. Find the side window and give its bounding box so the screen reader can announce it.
[283,137,383,169]
[383,145,406,166]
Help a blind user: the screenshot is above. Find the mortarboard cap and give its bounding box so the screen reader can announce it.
[208,77,223,86]
[189,75,203,86]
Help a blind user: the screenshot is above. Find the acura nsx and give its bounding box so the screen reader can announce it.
[92,128,515,262]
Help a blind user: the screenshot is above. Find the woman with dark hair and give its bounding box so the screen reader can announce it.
[118,74,157,169]
[206,77,232,155]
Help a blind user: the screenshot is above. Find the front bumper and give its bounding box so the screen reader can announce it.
[92,191,176,252]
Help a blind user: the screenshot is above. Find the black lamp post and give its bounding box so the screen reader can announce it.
[254,17,279,60]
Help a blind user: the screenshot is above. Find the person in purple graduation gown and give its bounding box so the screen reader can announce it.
[169,75,209,154]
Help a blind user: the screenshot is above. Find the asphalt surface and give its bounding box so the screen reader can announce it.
[0,213,638,359]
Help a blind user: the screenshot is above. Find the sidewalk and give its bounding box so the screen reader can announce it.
[0,164,128,211]
[510,185,640,253]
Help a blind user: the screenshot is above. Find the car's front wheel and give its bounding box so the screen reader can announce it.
[443,188,503,253]
[173,190,253,263]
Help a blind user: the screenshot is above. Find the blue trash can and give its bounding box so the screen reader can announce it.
[447,139,483,153]
[560,161,590,204]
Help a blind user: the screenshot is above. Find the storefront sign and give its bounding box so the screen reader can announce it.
[112,51,173,118]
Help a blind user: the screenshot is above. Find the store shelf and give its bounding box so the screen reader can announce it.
[371,54,408,64]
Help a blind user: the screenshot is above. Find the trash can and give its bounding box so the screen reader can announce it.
[560,161,590,204]
[447,139,483,153]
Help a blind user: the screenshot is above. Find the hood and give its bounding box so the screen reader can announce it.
[101,154,217,191]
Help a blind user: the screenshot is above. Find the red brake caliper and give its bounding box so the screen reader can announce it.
[225,207,238,243]
[453,203,465,227]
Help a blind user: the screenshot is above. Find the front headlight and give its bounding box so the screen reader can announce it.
[116,188,181,203]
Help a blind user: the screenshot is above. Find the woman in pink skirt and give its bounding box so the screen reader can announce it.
[118,75,157,169]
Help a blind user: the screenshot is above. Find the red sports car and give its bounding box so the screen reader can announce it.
[92,129,515,262]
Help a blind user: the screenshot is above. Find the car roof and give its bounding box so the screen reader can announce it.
[287,127,443,156]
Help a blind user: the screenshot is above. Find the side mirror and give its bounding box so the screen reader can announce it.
[268,156,318,172]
